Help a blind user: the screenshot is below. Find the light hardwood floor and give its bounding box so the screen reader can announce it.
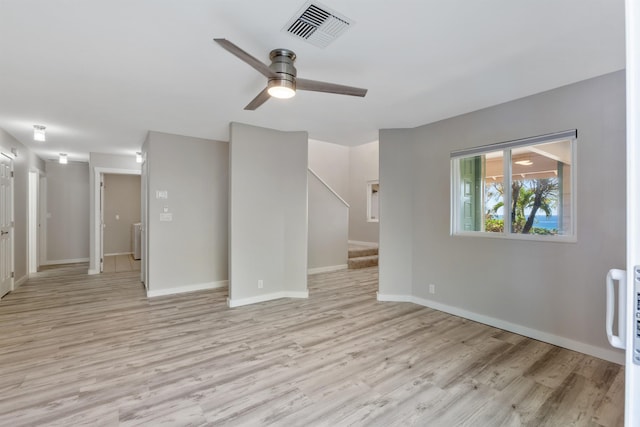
[0,264,625,426]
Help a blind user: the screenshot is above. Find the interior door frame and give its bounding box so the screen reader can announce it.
[91,167,141,274]
[27,168,44,274]
[0,152,15,295]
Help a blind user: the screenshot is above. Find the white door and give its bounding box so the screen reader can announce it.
[0,153,13,297]
[626,0,640,425]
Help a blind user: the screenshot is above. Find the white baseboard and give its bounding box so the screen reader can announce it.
[348,240,378,247]
[376,293,625,365]
[104,252,133,256]
[14,274,28,290]
[147,280,228,298]
[228,291,309,308]
[42,258,90,266]
[308,264,348,275]
[87,269,100,275]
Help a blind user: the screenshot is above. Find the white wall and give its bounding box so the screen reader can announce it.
[229,122,308,306]
[308,170,349,273]
[103,174,141,255]
[379,71,626,363]
[144,131,228,296]
[0,128,44,283]
[349,140,379,243]
[44,161,90,264]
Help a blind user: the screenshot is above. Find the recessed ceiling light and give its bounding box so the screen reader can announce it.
[33,125,46,142]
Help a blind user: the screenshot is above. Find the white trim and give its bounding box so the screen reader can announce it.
[366,179,380,223]
[227,291,309,308]
[308,264,347,275]
[91,166,141,275]
[348,240,378,247]
[450,129,577,159]
[14,274,28,289]
[376,293,625,365]
[41,257,90,266]
[104,252,133,256]
[308,168,350,208]
[147,280,228,298]
[87,269,100,275]
[376,292,411,302]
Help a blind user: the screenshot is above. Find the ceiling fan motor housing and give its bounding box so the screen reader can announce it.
[268,49,297,90]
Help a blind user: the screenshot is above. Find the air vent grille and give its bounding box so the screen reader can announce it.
[283,2,353,48]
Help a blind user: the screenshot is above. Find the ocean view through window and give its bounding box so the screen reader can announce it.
[451,130,576,241]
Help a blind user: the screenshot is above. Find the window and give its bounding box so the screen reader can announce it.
[451,130,576,240]
[367,180,379,222]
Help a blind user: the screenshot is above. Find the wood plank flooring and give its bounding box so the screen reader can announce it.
[0,264,625,426]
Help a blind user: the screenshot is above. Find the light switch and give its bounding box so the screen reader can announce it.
[156,190,168,199]
[160,213,173,222]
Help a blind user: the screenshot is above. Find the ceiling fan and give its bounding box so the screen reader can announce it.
[214,38,368,110]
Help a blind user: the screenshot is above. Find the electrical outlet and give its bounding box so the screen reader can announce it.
[258,279,263,289]
[429,284,436,294]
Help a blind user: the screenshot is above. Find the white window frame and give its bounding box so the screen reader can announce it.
[450,130,577,243]
[366,180,379,223]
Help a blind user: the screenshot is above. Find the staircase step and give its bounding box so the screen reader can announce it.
[348,247,378,259]
[348,255,378,269]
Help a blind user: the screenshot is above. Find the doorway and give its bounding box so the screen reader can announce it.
[28,170,45,274]
[100,173,142,274]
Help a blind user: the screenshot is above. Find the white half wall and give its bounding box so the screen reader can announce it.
[379,71,626,362]
[228,122,308,305]
[307,170,349,272]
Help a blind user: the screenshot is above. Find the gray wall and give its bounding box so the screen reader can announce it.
[103,174,141,255]
[0,128,44,282]
[308,139,349,199]
[308,170,349,271]
[145,131,228,294]
[45,161,90,263]
[349,141,379,243]
[379,71,626,362]
[229,122,308,305]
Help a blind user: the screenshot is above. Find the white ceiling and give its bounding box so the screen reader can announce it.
[0,0,625,162]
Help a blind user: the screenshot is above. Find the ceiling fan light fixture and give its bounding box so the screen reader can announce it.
[268,79,296,99]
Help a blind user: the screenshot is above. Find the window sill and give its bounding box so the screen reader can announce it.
[452,231,577,243]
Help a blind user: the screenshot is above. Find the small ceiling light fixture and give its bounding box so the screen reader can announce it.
[59,153,68,164]
[267,79,296,99]
[515,159,533,166]
[33,125,46,142]
[136,152,143,163]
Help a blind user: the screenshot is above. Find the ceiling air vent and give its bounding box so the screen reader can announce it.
[283,2,353,48]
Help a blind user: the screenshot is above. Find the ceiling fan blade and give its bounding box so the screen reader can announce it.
[214,38,277,79]
[296,78,368,97]
[244,87,271,110]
